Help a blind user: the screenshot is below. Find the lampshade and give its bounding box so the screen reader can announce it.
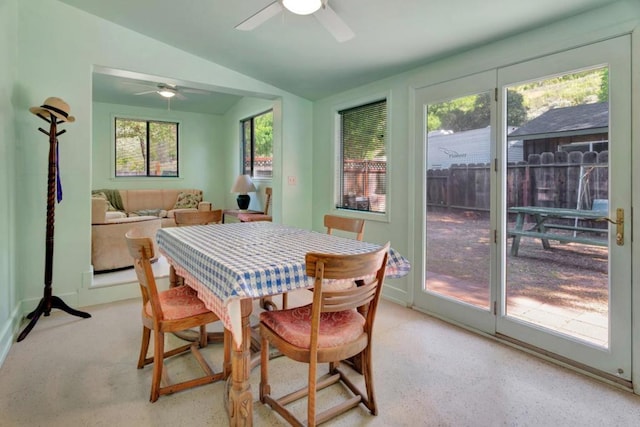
[231,174,257,194]
[282,0,322,15]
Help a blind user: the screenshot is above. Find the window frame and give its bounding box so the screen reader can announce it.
[240,109,273,179]
[332,92,391,223]
[112,115,181,179]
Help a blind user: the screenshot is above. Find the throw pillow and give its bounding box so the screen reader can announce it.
[93,192,117,211]
[173,192,202,209]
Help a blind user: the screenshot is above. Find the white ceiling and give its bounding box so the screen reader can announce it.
[59,0,617,113]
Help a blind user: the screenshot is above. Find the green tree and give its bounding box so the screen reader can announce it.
[598,68,609,102]
[115,119,146,175]
[427,91,526,133]
[254,111,273,158]
[506,90,527,127]
[342,101,386,160]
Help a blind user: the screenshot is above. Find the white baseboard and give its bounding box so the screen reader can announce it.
[0,303,22,368]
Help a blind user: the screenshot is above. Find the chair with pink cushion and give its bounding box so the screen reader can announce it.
[259,242,390,426]
[125,230,229,402]
[237,187,272,222]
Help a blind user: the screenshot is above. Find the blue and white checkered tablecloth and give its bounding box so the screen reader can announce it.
[156,221,410,305]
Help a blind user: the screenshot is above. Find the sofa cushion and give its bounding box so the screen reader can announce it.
[173,191,202,209]
[105,211,127,220]
[92,189,124,211]
[93,192,117,211]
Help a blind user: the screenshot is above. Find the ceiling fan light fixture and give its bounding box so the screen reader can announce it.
[282,0,322,15]
[157,89,176,98]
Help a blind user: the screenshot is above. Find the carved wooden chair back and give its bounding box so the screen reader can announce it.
[259,242,390,426]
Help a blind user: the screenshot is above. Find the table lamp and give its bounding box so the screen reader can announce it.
[231,174,257,210]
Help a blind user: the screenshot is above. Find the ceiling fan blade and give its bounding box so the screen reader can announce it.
[236,1,283,31]
[314,4,354,42]
[175,92,187,101]
[134,90,156,96]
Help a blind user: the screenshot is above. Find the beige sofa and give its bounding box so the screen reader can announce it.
[91,189,212,228]
[91,189,212,272]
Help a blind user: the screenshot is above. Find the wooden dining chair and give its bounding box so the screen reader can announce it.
[238,187,272,222]
[275,215,367,311]
[324,214,365,241]
[125,230,229,402]
[259,242,390,426]
[174,209,223,226]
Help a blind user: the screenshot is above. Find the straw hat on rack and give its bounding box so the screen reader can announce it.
[29,97,75,123]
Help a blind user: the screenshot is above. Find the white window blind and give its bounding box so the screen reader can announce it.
[338,99,387,213]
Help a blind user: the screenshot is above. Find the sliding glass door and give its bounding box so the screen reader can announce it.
[413,36,632,380]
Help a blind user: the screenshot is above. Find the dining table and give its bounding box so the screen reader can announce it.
[156,221,411,426]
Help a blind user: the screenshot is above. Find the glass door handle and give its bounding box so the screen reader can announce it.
[595,208,624,245]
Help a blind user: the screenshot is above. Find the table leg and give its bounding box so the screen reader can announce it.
[228,298,253,426]
[533,214,551,249]
[510,213,525,256]
[169,265,182,288]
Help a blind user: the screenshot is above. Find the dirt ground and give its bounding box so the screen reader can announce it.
[426,209,608,314]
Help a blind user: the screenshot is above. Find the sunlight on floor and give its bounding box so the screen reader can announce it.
[92,256,170,287]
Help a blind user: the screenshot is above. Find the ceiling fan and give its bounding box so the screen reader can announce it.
[134,83,192,100]
[127,82,211,110]
[236,0,354,43]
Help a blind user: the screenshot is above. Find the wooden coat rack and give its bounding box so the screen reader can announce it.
[17,112,91,342]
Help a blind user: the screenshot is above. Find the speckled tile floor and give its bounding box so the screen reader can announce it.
[2,290,639,427]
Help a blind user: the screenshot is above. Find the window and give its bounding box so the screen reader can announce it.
[241,110,273,178]
[114,118,179,177]
[338,99,387,213]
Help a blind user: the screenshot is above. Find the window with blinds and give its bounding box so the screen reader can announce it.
[114,118,179,177]
[241,110,273,178]
[338,99,387,213]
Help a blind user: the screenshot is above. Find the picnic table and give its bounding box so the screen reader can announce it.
[508,206,608,256]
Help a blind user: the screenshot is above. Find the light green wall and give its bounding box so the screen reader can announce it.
[10,0,312,321]
[279,96,314,227]
[92,102,227,207]
[0,0,18,365]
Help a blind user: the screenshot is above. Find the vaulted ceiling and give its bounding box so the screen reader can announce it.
[58,0,617,113]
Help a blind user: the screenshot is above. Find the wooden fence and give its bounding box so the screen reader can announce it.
[427,151,608,211]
